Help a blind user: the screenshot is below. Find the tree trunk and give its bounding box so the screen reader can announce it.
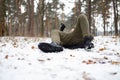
[102,6,106,36]
[31,0,34,36]
[27,0,34,36]
[55,13,58,29]
[78,0,81,14]
[74,0,77,17]
[9,19,12,36]
[39,0,45,37]
[28,0,31,36]
[16,0,21,36]
[103,15,106,35]
[102,0,107,36]
[113,0,118,36]
[88,0,91,33]
[45,11,49,37]
[0,0,6,36]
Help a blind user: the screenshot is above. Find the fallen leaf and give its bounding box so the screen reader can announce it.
[24,38,28,41]
[13,42,16,46]
[99,47,106,51]
[13,42,18,48]
[112,49,115,51]
[103,56,108,60]
[38,59,45,62]
[99,61,106,64]
[105,41,109,43]
[2,44,6,47]
[111,61,120,65]
[87,60,96,64]
[31,46,35,49]
[47,58,51,61]
[14,67,17,69]
[18,58,25,60]
[82,60,96,64]
[110,72,117,75]
[28,63,32,65]
[82,60,86,63]
[5,55,8,59]
[70,54,75,57]
[18,58,20,60]
[115,43,117,45]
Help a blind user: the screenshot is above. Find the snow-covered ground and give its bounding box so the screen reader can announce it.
[0,36,120,80]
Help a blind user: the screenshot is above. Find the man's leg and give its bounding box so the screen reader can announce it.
[38,29,63,53]
[74,14,90,37]
[51,30,61,45]
[73,14,94,49]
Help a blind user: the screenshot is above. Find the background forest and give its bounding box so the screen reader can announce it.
[0,1,120,80]
[0,0,120,37]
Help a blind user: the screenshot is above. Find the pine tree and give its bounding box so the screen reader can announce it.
[0,0,6,36]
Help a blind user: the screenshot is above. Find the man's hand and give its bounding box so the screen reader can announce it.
[60,23,66,31]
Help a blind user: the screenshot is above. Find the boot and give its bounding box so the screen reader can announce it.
[38,42,63,53]
[60,23,66,31]
[84,36,94,50]
[84,42,94,50]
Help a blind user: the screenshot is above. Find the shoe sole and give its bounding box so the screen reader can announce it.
[38,43,63,53]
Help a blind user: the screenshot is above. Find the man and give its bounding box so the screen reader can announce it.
[38,14,94,52]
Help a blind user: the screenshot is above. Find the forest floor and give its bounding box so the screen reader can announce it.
[0,36,120,80]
